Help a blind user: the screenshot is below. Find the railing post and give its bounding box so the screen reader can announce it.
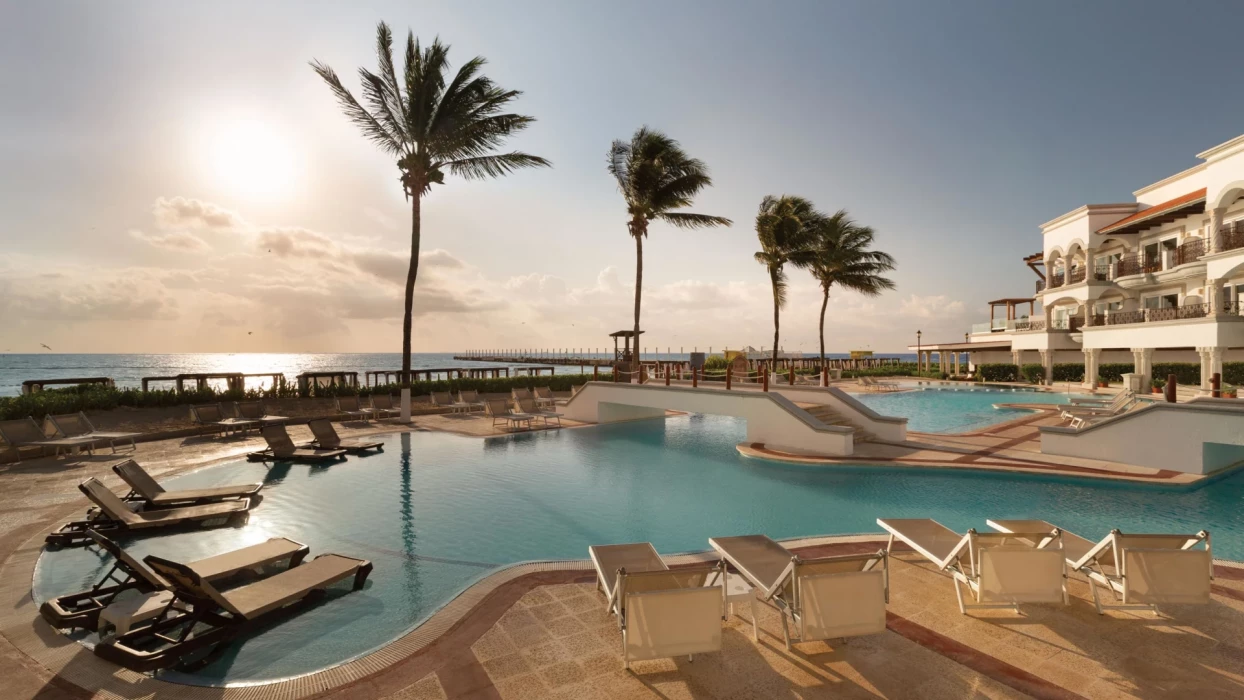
[593,364,599,381]
[762,364,769,392]
[726,366,732,390]
[821,366,828,387]
[665,366,670,386]
[693,367,699,388]
[789,365,795,386]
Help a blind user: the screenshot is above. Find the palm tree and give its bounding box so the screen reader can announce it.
[754,195,824,368]
[312,23,550,419]
[807,211,896,367]
[607,128,730,372]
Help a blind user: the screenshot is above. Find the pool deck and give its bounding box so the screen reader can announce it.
[1,418,1241,698]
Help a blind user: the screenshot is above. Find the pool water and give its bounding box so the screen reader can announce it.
[854,385,1079,433]
[33,415,1244,685]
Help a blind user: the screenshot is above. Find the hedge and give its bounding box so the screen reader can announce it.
[0,373,608,421]
[1097,363,1134,382]
[1052,364,1085,383]
[1150,363,1199,386]
[1020,363,1044,384]
[977,363,1019,382]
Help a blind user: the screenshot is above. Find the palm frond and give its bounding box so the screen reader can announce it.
[310,59,404,155]
[445,151,551,179]
[658,212,733,229]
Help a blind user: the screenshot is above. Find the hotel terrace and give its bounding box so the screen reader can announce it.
[916,133,1244,389]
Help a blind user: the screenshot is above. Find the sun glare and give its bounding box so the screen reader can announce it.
[199,116,298,199]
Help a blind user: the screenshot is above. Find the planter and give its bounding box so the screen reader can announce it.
[1097,381,1109,388]
[1152,387,1163,394]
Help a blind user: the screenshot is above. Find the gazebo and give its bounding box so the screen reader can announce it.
[609,330,643,363]
[988,298,1035,326]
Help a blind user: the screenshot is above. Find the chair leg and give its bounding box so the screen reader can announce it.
[781,611,792,650]
[750,597,759,641]
[953,578,967,615]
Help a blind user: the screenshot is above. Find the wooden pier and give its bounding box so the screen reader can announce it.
[456,353,905,371]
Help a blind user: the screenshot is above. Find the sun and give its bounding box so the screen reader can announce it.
[199,116,298,199]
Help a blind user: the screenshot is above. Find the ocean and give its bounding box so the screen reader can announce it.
[0,352,916,397]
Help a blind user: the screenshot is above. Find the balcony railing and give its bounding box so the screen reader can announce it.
[1093,265,1110,281]
[1106,309,1147,325]
[1147,303,1210,322]
[1049,272,1065,288]
[1068,267,1086,284]
[1094,301,1241,327]
[1172,237,1206,267]
[1218,223,1244,253]
[1115,253,1161,278]
[1035,279,1046,294]
[1014,318,1045,331]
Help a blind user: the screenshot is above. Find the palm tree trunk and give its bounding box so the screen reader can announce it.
[632,229,643,381]
[400,194,422,421]
[818,286,829,367]
[770,268,781,369]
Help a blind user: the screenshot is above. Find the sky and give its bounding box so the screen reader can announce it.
[3,0,1244,355]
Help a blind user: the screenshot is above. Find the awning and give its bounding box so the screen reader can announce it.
[1097,188,1206,236]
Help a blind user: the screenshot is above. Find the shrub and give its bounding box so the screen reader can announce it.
[702,354,728,371]
[1150,362,1199,386]
[977,363,1018,382]
[1020,363,1044,384]
[1052,363,1085,383]
[840,363,923,379]
[1097,363,1133,382]
[1224,363,1244,386]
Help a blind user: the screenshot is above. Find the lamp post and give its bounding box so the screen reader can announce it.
[916,330,923,373]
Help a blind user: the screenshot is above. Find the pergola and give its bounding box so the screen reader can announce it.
[989,298,1035,323]
[609,330,643,362]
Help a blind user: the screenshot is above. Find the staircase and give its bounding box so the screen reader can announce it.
[796,402,878,442]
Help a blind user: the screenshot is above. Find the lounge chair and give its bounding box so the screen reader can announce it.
[190,403,258,437]
[515,397,563,427]
[710,534,888,649]
[1060,390,1133,418]
[457,389,485,413]
[1067,389,1131,406]
[233,401,288,424]
[94,551,372,672]
[877,518,1067,614]
[431,391,467,413]
[986,519,1212,614]
[1062,394,1141,429]
[40,529,307,632]
[589,542,725,670]
[369,393,400,418]
[46,478,252,547]
[334,395,374,420]
[247,424,347,463]
[113,459,262,507]
[486,398,534,431]
[0,417,97,461]
[304,418,383,453]
[45,412,139,453]
[858,377,899,393]
[533,386,556,408]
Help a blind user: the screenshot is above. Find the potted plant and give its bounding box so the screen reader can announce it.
[1223,384,1238,399]
[1097,379,1109,388]
[1151,380,1164,394]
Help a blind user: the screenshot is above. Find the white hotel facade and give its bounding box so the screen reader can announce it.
[916,133,1244,389]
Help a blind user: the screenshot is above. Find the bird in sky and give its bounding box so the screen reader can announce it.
[248,331,253,335]
[40,343,52,351]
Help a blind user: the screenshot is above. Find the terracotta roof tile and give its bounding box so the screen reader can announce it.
[1097,188,1206,234]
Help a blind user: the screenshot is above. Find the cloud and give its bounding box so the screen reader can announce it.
[153,197,243,230]
[130,229,210,251]
[362,206,400,232]
[898,294,965,319]
[0,271,179,322]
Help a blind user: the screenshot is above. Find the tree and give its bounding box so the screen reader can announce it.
[806,211,896,366]
[607,127,730,374]
[754,195,824,368]
[312,23,550,419]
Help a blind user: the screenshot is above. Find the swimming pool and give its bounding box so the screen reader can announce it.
[33,415,1244,685]
[854,384,1079,433]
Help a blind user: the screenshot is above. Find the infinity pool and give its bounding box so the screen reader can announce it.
[33,415,1244,685]
[854,384,1079,433]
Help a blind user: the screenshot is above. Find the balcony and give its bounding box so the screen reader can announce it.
[1014,318,1045,331]
[1068,267,1086,285]
[1095,301,1239,327]
[1169,237,1206,268]
[1115,253,1161,278]
[1218,223,1244,253]
[1035,279,1046,294]
[1049,272,1065,289]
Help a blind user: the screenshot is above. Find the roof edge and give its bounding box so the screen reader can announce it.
[1040,203,1138,232]
[1133,162,1207,198]
[1196,133,1244,161]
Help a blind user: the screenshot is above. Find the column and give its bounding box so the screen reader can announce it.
[1208,207,1225,254]
[1082,348,1100,389]
[953,352,960,375]
[1198,347,1212,390]
[1039,350,1053,385]
[1206,278,1224,315]
[1132,348,1153,388]
[1011,350,1022,367]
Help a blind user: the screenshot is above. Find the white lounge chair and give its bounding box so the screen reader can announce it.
[431,391,468,413]
[710,534,888,649]
[0,417,97,461]
[878,518,1067,614]
[986,519,1212,615]
[1060,390,1133,422]
[515,397,562,427]
[859,377,899,393]
[233,401,288,424]
[486,398,534,431]
[369,393,401,418]
[533,386,557,408]
[334,395,374,420]
[45,412,139,453]
[589,542,725,670]
[190,404,258,437]
[457,390,486,413]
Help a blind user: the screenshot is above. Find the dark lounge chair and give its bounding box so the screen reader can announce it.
[304,419,383,454]
[246,424,347,463]
[95,551,372,672]
[40,530,308,631]
[113,459,262,506]
[46,478,252,547]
